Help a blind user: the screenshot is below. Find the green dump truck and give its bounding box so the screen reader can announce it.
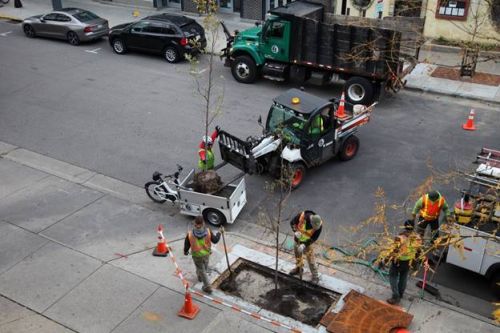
[221,0,408,105]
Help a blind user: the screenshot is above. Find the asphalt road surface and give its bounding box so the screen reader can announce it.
[0,20,499,314]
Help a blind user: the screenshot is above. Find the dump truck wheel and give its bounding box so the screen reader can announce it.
[203,208,227,227]
[339,135,359,161]
[345,77,374,105]
[231,55,257,83]
[290,163,306,190]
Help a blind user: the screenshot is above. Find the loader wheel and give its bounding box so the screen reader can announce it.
[339,135,359,161]
[345,76,374,105]
[203,208,227,227]
[231,55,257,84]
[290,163,306,190]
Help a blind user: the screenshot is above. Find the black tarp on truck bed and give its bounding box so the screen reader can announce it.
[270,1,401,79]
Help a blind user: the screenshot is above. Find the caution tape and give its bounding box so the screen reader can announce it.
[163,238,303,333]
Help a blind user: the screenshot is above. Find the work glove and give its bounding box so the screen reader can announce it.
[184,251,189,256]
[294,231,302,239]
[215,125,221,132]
[297,243,306,254]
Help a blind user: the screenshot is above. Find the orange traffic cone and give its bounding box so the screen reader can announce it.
[152,224,169,257]
[178,290,200,319]
[462,109,476,131]
[336,92,348,119]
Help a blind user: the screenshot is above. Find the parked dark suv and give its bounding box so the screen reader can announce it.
[108,14,206,63]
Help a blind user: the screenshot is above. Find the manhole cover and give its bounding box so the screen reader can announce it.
[213,258,341,326]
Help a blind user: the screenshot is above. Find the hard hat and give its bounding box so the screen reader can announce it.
[310,215,322,230]
[428,190,439,201]
[202,136,213,145]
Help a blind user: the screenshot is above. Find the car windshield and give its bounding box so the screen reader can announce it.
[267,104,306,144]
[73,11,99,22]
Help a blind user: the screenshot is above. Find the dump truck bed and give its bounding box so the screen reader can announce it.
[270,1,402,79]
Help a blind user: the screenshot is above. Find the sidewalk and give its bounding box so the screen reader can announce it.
[1,0,499,104]
[1,139,498,333]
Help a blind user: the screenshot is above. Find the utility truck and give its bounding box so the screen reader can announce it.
[217,88,374,189]
[221,0,408,105]
[444,148,500,296]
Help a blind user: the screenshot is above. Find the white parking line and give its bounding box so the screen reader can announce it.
[0,31,12,37]
[85,48,101,54]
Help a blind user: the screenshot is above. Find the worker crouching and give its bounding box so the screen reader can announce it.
[289,210,323,284]
[184,216,221,294]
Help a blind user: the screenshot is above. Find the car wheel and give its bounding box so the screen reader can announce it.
[203,208,227,227]
[231,55,257,83]
[67,31,80,46]
[112,38,127,54]
[339,135,359,161]
[290,163,306,190]
[23,24,36,38]
[345,76,374,105]
[164,46,180,63]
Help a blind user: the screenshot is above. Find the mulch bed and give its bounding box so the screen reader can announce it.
[431,66,500,86]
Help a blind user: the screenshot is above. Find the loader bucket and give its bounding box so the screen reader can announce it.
[218,131,257,174]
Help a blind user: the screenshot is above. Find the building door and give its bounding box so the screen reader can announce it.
[168,0,181,8]
[219,0,232,12]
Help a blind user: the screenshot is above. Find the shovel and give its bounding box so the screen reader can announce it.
[220,226,232,275]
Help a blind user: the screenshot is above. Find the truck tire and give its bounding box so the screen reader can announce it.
[231,55,257,84]
[339,135,359,161]
[203,208,227,227]
[491,270,500,298]
[290,163,306,190]
[345,77,374,105]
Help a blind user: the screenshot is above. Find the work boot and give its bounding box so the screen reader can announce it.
[386,297,400,305]
[289,267,303,276]
[202,286,213,294]
[311,275,319,284]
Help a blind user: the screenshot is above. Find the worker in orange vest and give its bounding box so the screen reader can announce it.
[289,210,323,284]
[184,216,221,293]
[411,190,451,243]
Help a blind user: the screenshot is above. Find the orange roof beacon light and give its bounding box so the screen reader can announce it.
[291,97,300,104]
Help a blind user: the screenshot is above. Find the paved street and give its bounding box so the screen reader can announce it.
[0,9,499,329]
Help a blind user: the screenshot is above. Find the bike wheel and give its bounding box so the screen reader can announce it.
[145,181,166,203]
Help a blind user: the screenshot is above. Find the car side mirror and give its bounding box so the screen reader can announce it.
[40,18,45,23]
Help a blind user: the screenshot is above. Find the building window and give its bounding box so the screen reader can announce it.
[435,0,469,20]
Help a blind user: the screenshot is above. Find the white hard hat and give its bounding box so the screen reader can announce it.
[202,136,213,145]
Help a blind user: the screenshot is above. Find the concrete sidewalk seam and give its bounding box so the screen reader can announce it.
[405,85,500,105]
[0,294,79,333]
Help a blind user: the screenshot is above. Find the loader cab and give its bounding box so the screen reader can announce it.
[261,16,290,62]
[268,89,337,165]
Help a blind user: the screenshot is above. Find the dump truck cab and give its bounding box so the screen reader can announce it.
[260,16,291,63]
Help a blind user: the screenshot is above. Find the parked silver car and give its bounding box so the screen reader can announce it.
[22,8,109,45]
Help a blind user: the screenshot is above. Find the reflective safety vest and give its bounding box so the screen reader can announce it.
[309,116,324,135]
[397,234,421,261]
[188,229,212,257]
[420,194,445,221]
[198,148,215,170]
[296,212,321,243]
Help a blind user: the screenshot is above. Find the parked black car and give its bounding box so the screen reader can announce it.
[108,14,206,63]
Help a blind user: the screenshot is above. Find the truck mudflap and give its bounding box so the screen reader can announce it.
[218,130,257,174]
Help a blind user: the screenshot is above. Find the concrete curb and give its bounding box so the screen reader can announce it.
[0,13,23,22]
[423,42,500,57]
[404,85,500,105]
